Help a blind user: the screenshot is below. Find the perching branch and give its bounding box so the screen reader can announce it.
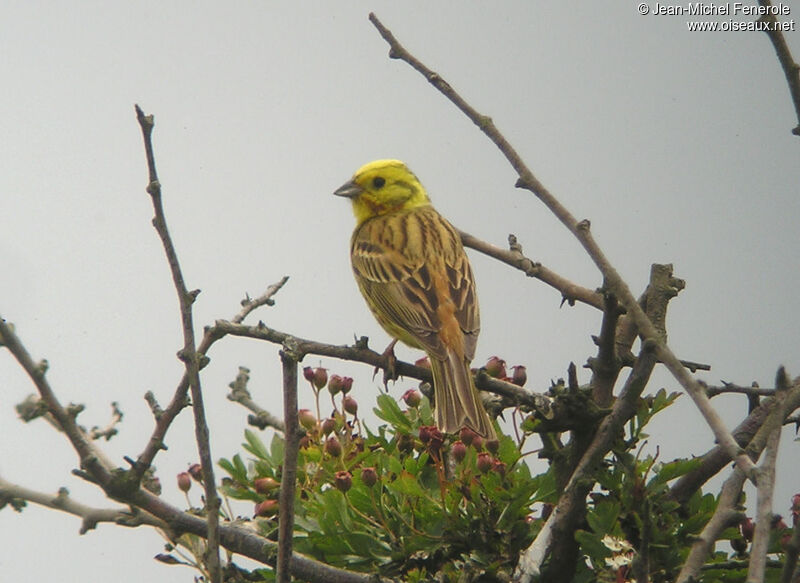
[368,12,757,488]
[209,319,555,417]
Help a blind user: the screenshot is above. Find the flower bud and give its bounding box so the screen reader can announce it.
[298,409,317,431]
[321,417,336,436]
[419,425,434,444]
[414,356,431,370]
[334,470,352,492]
[254,499,278,517]
[177,472,191,493]
[485,356,507,379]
[426,427,444,455]
[187,463,203,482]
[360,467,378,488]
[492,460,507,476]
[342,395,358,416]
[340,376,353,394]
[451,441,467,463]
[402,389,422,408]
[459,427,477,446]
[328,374,344,395]
[486,438,500,454]
[471,434,484,451]
[477,452,493,474]
[313,367,328,390]
[324,435,342,457]
[254,477,280,494]
[303,366,315,383]
[511,365,527,387]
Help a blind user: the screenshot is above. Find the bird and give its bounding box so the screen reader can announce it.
[334,159,496,438]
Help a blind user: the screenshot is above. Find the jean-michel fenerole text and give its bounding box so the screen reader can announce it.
[651,2,790,16]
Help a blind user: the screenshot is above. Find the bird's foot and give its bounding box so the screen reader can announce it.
[373,339,399,389]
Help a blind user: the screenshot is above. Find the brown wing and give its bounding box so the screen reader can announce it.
[350,206,479,361]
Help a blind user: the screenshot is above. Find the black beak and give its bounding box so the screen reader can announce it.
[333,179,363,199]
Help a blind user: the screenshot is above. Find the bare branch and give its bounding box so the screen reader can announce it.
[227,366,286,432]
[233,276,290,325]
[0,475,165,534]
[277,346,301,583]
[748,368,792,582]
[134,104,221,583]
[458,230,603,310]
[676,468,747,583]
[758,0,800,136]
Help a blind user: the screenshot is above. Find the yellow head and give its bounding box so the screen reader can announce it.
[334,159,431,225]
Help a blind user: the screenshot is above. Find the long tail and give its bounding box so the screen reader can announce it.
[430,349,497,439]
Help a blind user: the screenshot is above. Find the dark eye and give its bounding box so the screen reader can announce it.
[372,176,386,189]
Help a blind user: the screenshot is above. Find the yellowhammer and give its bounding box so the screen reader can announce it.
[334,159,496,438]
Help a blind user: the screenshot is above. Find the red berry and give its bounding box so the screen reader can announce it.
[477,452,493,474]
[334,471,352,492]
[324,435,342,457]
[485,356,507,379]
[511,365,527,386]
[451,441,467,463]
[254,499,278,517]
[402,389,422,408]
[340,376,353,394]
[254,477,280,494]
[187,463,203,482]
[360,467,378,488]
[414,356,431,370]
[343,395,358,416]
[321,417,336,436]
[177,472,191,493]
[459,427,477,446]
[298,409,317,431]
[328,374,344,395]
[313,367,328,390]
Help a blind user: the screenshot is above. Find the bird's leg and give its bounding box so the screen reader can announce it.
[373,339,399,389]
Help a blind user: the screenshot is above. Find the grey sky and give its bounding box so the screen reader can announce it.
[1,3,798,581]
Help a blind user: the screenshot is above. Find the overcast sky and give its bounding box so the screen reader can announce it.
[1,3,798,581]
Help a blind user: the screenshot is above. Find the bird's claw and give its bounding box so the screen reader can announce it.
[373,339,399,389]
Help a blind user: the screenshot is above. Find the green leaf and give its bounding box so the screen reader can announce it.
[373,393,412,431]
[243,429,271,461]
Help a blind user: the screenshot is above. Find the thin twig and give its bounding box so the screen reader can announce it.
[458,230,603,310]
[0,475,165,534]
[134,104,221,583]
[134,276,289,476]
[277,346,300,583]
[233,276,290,325]
[758,0,800,136]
